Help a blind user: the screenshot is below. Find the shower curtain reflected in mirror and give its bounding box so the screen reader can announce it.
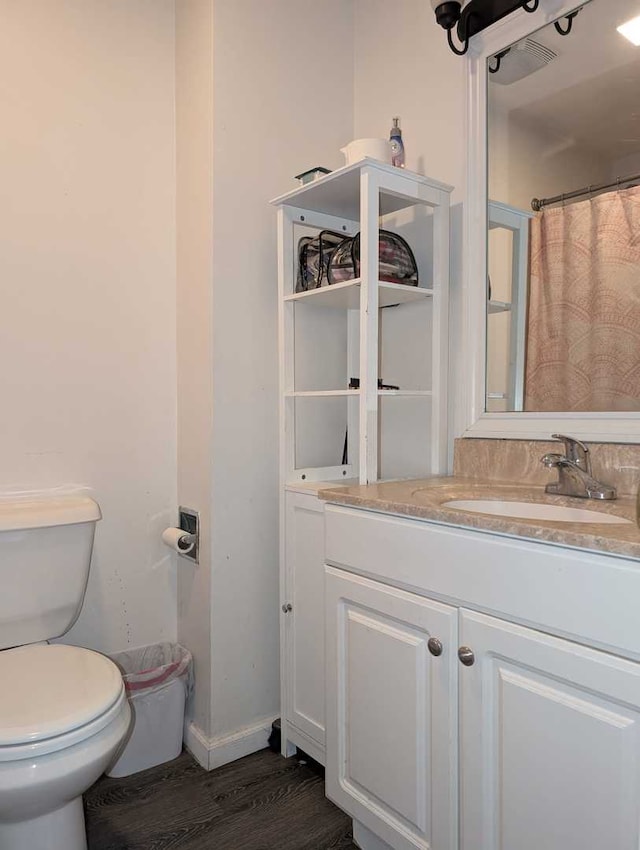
[525,185,640,412]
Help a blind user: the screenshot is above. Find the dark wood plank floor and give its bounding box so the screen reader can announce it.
[85,748,358,850]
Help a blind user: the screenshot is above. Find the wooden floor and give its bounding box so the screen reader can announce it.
[85,748,358,850]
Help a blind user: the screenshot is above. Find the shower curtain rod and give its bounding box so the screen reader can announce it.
[531,171,640,211]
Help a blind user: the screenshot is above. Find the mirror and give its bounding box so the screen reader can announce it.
[486,0,640,414]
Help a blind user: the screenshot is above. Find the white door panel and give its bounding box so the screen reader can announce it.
[284,492,325,747]
[460,609,640,850]
[326,566,458,850]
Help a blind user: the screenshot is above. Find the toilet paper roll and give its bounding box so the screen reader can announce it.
[162,527,195,555]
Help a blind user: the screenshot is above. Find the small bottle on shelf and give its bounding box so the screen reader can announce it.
[389,117,405,168]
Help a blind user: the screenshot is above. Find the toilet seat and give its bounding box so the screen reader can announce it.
[0,644,125,762]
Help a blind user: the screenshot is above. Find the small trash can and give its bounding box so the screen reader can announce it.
[107,642,193,778]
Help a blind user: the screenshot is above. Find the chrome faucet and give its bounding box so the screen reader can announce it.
[541,434,616,500]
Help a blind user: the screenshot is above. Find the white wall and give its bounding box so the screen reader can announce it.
[0,0,178,653]
[208,0,354,750]
[489,106,610,210]
[353,0,466,464]
[176,0,215,741]
[612,151,640,179]
[353,0,466,192]
[177,0,356,763]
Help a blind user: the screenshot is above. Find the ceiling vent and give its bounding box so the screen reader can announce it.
[491,38,557,85]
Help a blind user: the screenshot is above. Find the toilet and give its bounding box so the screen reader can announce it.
[0,495,131,850]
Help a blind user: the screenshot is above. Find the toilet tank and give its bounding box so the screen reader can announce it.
[0,495,102,649]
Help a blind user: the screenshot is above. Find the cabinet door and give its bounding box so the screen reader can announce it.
[283,491,326,754]
[460,609,640,850]
[325,566,458,850]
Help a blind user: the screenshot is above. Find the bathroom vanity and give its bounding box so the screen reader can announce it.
[273,3,640,847]
[320,479,640,850]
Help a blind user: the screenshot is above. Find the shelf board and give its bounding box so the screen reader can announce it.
[285,279,433,309]
[378,390,433,397]
[285,390,359,398]
[271,158,453,220]
[489,199,535,230]
[287,389,432,398]
[285,477,359,495]
[488,300,512,314]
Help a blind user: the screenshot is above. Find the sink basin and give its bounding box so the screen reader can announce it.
[442,499,633,525]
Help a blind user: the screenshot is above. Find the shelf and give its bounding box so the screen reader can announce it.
[286,389,432,398]
[489,199,535,231]
[285,279,433,309]
[284,477,359,495]
[271,158,453,220]
[378,390,432,397]
[285,390,359,398]
[488,300,512,314]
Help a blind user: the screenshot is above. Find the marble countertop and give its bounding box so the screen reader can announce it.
[319,476,640,561]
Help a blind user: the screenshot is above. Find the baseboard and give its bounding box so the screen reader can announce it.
[184,715,279,771]
[183,720,211,769]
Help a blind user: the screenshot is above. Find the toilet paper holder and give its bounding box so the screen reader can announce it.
[177,506,199,564]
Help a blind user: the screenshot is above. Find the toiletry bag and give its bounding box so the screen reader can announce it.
[328,229,418,286]
[296,230,346,292]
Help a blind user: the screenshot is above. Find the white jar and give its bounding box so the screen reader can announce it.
[340,138,392,166]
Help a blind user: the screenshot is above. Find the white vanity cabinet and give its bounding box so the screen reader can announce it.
[324,504,640,850]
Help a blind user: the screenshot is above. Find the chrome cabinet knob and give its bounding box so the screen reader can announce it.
[458,646,475,666]
[428,637,443,657]
[281,603,293,613]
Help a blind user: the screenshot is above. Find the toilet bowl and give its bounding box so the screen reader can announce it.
[0,644,131,850]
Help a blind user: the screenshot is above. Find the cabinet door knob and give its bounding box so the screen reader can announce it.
[282,603,293,613]
[428,637,443,657]
[458,646,475,666]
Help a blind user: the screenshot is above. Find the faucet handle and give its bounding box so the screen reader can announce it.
[551,434,591,473]
[541,452,565,468]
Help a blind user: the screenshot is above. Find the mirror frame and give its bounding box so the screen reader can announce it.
[458,0,640,443]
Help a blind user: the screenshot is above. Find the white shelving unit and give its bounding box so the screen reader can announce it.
[487,200,534,410]
[271,159,452,764]
[273,158,452,487]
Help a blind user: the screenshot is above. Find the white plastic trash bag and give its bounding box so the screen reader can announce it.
[107,642,193,778]
[113,642,193,696]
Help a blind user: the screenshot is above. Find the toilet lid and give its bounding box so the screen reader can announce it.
[0,644,124,745]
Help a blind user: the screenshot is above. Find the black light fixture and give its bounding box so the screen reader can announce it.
[431,0,561,55]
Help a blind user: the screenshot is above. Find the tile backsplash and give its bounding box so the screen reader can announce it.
[454,438,640,497]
